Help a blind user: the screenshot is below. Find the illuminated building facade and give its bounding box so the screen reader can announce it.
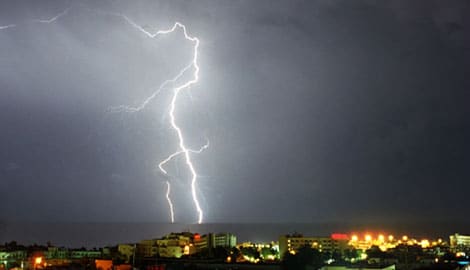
[117,244,135,263]
[137,239,158,258]
[279,234,349,258]
[136,232,236,258]
[156,232,195,258]
[193,233,237,251]
[450,233,470,252]
[213,233,237,248]
[69,250,101,259]
[44,247,68,259]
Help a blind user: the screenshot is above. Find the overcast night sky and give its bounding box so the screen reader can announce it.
[1,0,469,233]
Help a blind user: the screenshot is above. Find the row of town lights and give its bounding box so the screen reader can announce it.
[350,234,409,242]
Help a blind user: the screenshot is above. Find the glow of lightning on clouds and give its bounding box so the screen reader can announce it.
[1,6,208,224]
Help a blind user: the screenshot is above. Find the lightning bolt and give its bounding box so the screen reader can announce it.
[165,181,174,223]
[0,24,16,30]
[158,141,209,176]
[108,17,207,224]
[1,6,208,224]
[32,7,71,23]
[158,141,209,223]
[1,7,69,30]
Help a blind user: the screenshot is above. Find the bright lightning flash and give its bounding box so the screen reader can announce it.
[159,141,209,223]
[1,7,208,224]
[111,17,207,224]
[165,181,174,223]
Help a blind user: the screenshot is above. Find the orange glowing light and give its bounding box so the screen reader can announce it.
[35,257,42,264]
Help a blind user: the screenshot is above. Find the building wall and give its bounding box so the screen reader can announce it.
[45,247,69,259]
[69,250,101,259]
[7,251,27,260]
[158,246,184,258]
[214,233,237,248]
[449,233,470,252]
[137,239,158,258]
[194,234,208,251]
[156,233,193,258]
[118,244,135,263]
[279,235,348,258]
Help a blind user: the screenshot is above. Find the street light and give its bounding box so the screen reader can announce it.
[34,257,43,270]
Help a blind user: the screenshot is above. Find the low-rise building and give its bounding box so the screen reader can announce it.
[69,250,101,259]
[7,250,27,261]
[450,233,470,252]
[137,239,158,258]
[117,244,135,263]
[279,233,349,258]
[214,233,237,248]
[194,233,237,252]
[44,247,69,259]
[157,232,194,258]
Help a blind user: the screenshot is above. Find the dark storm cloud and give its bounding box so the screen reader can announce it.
[0,0,469,226]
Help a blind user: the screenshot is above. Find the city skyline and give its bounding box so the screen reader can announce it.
[1,229,470,267]
[2,222,470,249]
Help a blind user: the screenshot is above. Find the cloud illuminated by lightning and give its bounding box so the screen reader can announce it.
[1,6,208,224]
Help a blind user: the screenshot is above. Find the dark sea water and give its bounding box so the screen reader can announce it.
[1,221,468,248]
